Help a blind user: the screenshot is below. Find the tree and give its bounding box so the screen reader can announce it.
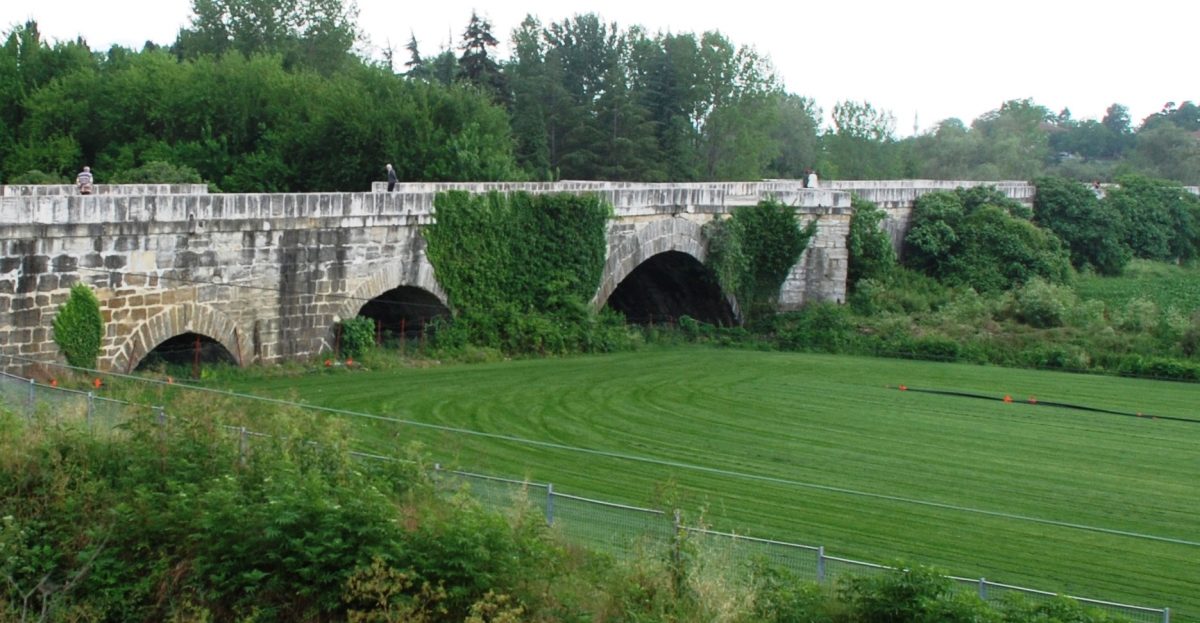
[505,16,551,178]
[765,93,820,179]
[458,11,506,103]
[910,118,978,179]
[905,188,1071,292]
[402,33,428,80]
[1106,175,1200,263]
[175,0,360,74]
[970,98,1053,179]
[1129,124,1200,185]
[823,100,902,179]
[1032,176,1129,275]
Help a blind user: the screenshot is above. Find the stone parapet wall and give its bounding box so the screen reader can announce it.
[378,181,849,214]
[1,184,210,197]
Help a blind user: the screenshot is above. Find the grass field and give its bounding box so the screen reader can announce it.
[1076,259,1200,312]
[220,346,1199,620]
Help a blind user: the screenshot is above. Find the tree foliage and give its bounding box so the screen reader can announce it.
[905,188,1071,292]
[175,0,360,74]
[1106,174,1200,264]
[1033,176,1129,275]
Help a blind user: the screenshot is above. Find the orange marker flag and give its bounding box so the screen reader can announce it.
[50,379,58,388]
[93,378,102,389]
[1003,395,1012,403]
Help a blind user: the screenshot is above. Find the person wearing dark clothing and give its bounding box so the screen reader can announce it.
[386,163,397,192]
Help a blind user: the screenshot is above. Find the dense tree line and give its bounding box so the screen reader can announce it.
[1,1,1197,189]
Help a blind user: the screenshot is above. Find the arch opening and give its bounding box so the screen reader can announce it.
[604,251,735,326]
[358,286,451,342]
[134,332,238,373]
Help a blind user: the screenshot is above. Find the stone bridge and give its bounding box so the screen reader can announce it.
[0,180,1033,371]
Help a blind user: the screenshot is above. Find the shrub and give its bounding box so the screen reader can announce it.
[837,564,990,623]
[8,169,69,184]
[339,316,376,358]
[1005,278,1077,328]
[109,160,203,184]
[775,303,855,353]
[52,283,104,368]
[904,188,1072,292]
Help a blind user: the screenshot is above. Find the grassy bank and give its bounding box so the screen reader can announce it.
[204,346,1199,619]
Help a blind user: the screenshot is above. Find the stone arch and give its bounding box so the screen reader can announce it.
[593,216,719,308]
[335,257,449,323]
[111,302,244,372]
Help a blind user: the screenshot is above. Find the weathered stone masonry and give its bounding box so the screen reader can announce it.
[1,181,1035,371]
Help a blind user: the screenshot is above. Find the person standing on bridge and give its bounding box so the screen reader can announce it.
[76,166,94,195]
[386,163,397,192]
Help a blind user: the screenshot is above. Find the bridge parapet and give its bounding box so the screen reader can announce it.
[1,184,209,197]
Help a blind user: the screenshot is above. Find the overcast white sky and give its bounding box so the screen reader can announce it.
[1,0,1193,136]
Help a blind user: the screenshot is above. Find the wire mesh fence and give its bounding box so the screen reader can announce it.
[0,371,1171,623]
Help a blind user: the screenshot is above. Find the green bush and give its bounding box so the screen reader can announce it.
[1005,277,1077,328]
[775,303,856,353]
[1033,176,1130,275]
[1106,175,1200,263]
[339,316,376,358]
[837,564,989,623]
[849,268,954,315]
[8,169,69,184]
[905,188,1072,292]
[52,283,105,368]
[109,160,203,184]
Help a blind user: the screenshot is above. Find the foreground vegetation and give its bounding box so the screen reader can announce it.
[1,376,1148,622]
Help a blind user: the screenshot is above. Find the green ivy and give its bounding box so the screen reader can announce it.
[52,283,104,369]
[422,191,615,354]
[704,199,817,322]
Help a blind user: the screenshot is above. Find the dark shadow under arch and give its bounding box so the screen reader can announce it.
[358,286,451,340]
[604,251,735,325]
[134,332,238,372]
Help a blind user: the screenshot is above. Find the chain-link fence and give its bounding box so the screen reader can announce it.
[0,371,1172,623]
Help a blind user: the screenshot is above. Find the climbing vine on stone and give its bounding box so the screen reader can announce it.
[704,199,817,322]
[423,191,623,353]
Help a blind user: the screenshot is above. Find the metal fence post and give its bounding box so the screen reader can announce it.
[817,546,826,582]
[238,426,248,466]
[1164,607,1170,623]
[978,577,987,600]
[27,378,35,420]
[545,483,555,526]
[87,392,95,429]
